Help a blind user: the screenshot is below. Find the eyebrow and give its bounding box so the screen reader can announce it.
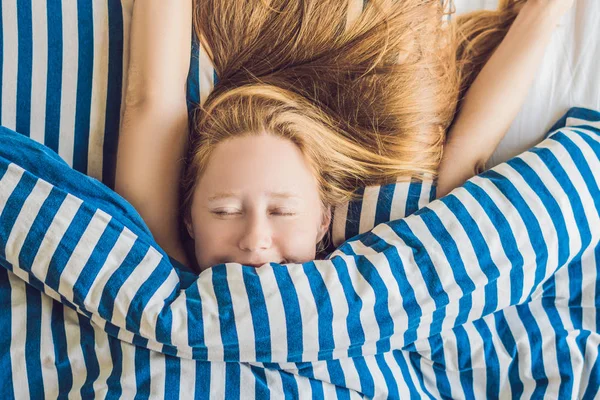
[207,191,302,202]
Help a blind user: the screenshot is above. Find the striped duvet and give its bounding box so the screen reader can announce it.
[1,107,600,398]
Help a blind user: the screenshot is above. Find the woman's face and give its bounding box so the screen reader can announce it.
[187,133,331,271]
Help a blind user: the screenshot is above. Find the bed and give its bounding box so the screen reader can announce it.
[1,0,599,398]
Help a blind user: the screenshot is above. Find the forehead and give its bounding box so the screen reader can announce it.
[196,134,320,201]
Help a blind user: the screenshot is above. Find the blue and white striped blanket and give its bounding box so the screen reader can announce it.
[1,107,599,398]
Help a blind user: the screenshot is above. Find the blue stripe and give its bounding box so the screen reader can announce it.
[72,219,122,306]
[453,327,475,399]
[97,238,149,321]
[374,183,394,225]
[0,172,38,260]
[165,356,181,400]
[16,0,33,136]
[271,265,303,360]
[426,335,452,398]
[279,369,299,400]
[405,181,422,216]
[516,304,548,397]
[391,350,420,398]
[374,354,400,399]
[212,265,240,362]
[508,157,570,267]
[134,347,151,399]
[330,256,365,359]
[473,319,500,398]
[338,241,393,353]
[44,205,94,292]
[357,231,422,346]
[326,360,348,399]
[296,363,324,398]
[242,268,272,362]
[25,284,44,398]
[581,354,600,400]
[51,300,74,396]
[157,286,177,350]
[195,362,211,400]
[408,352,436,399]
[303,262,335,360]
[463,181,524,305]
[187,284,207,361]
[250,365,270,399]
[493,312,523,397]
[103,0,124,188]
[105,337,123,399]
[44,0,63,153]
[73,0,94,173]
[393,219,447,336]
[352,357,375,396]
[125,261,173,337]
[0,269,15,397]
[440,196,499,317]
[345,187,364,240]
[78,313,100,398]
[484,170,548,298]
[225,362,241,400]
[187,39,201,112]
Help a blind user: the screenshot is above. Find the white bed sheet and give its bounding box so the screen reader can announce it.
[454,0,600,167]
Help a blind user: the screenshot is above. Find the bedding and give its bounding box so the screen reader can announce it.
[1,107,600,398]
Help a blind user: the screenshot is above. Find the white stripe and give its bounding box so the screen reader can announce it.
[566,117,600,129]
[58,209,111,301]
[1,0,18,131]
[119,341,138,396]
[63,306,87,394]
[239,363,256,399]
[29,0,48,143]
[337,358,362,394]
[470,174,538,306]
[149,349,166,398]
[389,181,410,220]
[197,268,224,361]
[5,179,53,269]
[30,193,83,282]
[418,180,434,209]
[358,185,379,235]
[87,0,110,180]
[264,367,284,398]
[256,265,288,362]
[175,291,190,358]
[39,292,59,398]
[383,352,413,399]
[198,40,214,106]
[179,358,196,399]
[578,333,600,398]
[111,247,162,338]
[284,262,322,359]
[8,272,30,399]
[439,334,464,400]
[83,225,136,315]
[209,362,226,399]
[140,268,179,346]
[331,200,349,247]
[58,0,79,166]
[0,163,25,216]
[501,307,537,398]
[91,313,113,397]
[463,322,488,399]
[363,355,393,399]
[294,369,313,399]
[227,266,256,361]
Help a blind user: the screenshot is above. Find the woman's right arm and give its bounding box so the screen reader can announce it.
[115,0,192,266]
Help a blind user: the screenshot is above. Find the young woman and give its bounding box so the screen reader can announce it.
[115,0,575,272]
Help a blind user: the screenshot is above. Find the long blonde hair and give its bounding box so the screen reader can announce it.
[182,0,526,241]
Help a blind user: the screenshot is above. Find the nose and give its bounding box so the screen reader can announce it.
[238,213,272,253]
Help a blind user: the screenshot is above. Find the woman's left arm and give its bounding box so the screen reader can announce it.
[115,0,193,265]
[436,0,575,198]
